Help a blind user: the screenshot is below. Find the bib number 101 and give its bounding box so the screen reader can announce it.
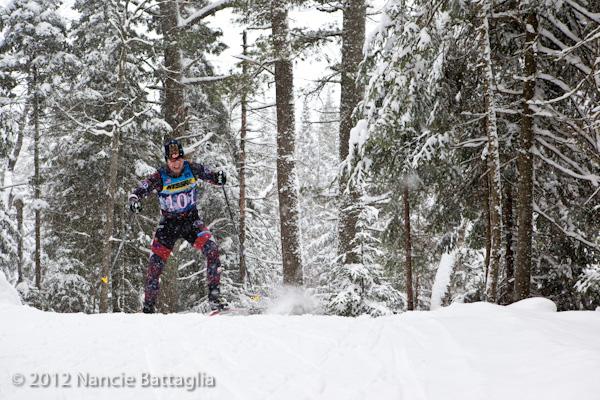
[166,192,195,211]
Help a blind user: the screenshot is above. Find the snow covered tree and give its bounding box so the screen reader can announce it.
[230,0,306,288]
[483,0,600,307]
[0,0,69,292]
[514,8,538,302]
[271,0,303,286]
[211,28,284,303]
[478,0,502,303]
[326,196,403,316]
[521,0,600,308]
[297,93,339,289]
[337,0,366,267]
[350,0,460,309]
[42,0,159,312]
[352,0,600,311]
[0,86,21,283]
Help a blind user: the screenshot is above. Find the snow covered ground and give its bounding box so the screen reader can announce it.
[1,275,599,400]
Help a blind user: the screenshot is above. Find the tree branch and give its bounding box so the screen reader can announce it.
[179,0,235,29]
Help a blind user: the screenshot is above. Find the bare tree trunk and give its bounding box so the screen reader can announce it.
[33,66,42,290]
[161,0,185,135]
[504,183,515,303]
[159,246,180,313]
[7,92,28,209]
[99,39,127,313]
[404,173,414,311]
[481,3,502,303]
[7,85,29,287]
[111,213,124,313]
[483,176,491,284]
[515,12,538,302]
[272,0,303,285]
[338,0,366,265]
[239,31,248,284]
[150,1,187,311]
[16,198,24,285]
[99,125,121,313]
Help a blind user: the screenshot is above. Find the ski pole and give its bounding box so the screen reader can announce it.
[102,211,136,284]
[222,185,252,287]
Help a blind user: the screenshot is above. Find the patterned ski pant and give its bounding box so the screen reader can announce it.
[144,212,221,306]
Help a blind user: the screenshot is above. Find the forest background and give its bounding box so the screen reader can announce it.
[1,0,599,315]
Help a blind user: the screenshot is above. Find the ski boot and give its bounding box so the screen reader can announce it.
[208,286,229,311]
[142,300,155,314]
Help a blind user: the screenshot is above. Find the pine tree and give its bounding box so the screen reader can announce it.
[521,0,600,307]
[271,0,303,286]
[0,0,69,293]
[337,0,366,266]
[45,0,157,312]
[297,93,339,289]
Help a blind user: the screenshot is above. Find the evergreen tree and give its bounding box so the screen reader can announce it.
[353,0,600,311]
[297,93,338,290]
[44,0,157,312]
[0,0,70,298]
[337,0,366,267]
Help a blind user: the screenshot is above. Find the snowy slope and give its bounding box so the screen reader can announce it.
[1,279,600,400]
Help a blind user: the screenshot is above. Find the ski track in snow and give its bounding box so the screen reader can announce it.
[1,299,600,400]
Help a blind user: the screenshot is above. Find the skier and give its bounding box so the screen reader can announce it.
[128,139,227,313]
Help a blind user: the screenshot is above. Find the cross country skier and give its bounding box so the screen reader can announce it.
[128,139,228,313]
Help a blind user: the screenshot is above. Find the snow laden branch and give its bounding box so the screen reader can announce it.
[232,54,275,76]
[0,181,29,191]
[179,0,234,29]
[532,72,592,106]
[564,0,600,25]
[181,132,214,155]
[57,103,152,138]
[349,0,453,188]
[533,203,600,251]
[531,145,600,187]
[535,135,591,176]
[181,76,230,84]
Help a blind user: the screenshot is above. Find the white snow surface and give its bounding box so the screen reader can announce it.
[1,298,600,400]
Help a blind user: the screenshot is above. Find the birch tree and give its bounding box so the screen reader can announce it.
[479,0,502,303]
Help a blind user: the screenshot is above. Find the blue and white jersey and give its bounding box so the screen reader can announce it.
[157,162,197,213]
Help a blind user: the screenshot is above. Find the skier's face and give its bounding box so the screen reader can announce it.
[167,157,184,175]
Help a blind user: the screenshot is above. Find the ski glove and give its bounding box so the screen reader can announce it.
[129,195,142,214]
[216,171,226,186]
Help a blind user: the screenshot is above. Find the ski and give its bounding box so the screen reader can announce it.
[209,307,263,316]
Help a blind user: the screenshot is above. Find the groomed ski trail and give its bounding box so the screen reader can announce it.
[1,299,600,400]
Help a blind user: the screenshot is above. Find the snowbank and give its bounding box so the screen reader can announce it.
[508,296,558,312]
[1,301,599,400]
[0,271,21,306]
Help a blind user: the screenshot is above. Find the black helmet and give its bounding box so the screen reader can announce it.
[164,139,184,160]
